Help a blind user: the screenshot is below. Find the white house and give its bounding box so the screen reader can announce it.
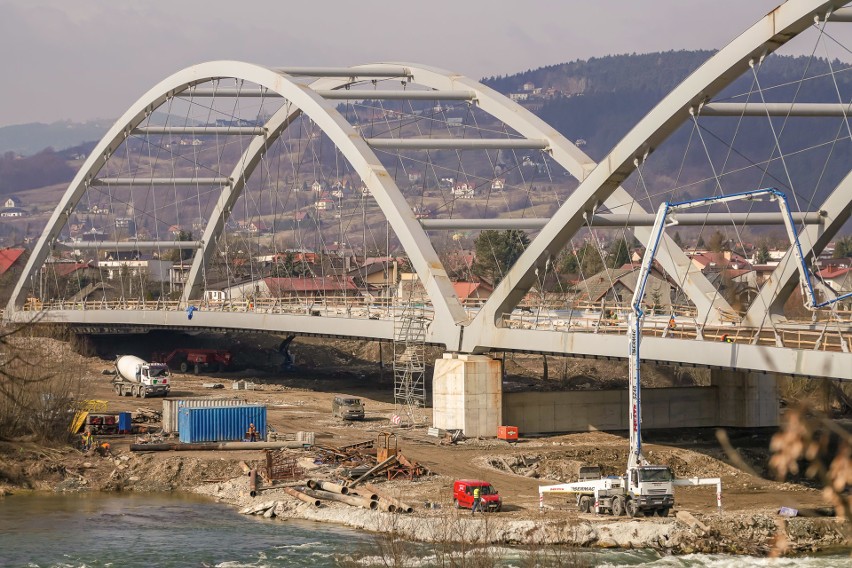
[451,182,475,199]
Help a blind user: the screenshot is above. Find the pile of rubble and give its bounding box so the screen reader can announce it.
[314,433,430,483]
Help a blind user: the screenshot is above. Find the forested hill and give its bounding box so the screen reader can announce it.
[482,50,852,163]
[484,50,715,97]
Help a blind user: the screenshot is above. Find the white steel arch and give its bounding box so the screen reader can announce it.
[178,62,738,333]
[460,0,852,353]
[6,62,468,345]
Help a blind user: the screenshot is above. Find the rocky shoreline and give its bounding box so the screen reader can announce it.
[193,467,849,557]
[1,442,848,558]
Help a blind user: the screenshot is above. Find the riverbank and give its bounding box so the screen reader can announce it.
[192,467,848,556]
[1,440,847,557]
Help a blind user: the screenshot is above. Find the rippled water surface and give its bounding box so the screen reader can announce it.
[0,493,848,567]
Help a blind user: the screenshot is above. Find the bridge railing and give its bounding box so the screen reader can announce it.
[500,311,851,353]
[14,295,851,353]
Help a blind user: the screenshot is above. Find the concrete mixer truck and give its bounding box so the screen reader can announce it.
[112,355,171,398]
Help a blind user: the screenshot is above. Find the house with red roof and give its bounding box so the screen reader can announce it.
[816,265,852,293]
[452,281,493,305]
[0,248,26,276]
[687,250,752,272]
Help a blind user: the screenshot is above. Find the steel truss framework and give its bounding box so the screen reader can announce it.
[5,0,852,381]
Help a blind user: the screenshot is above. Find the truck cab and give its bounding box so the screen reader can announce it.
[626,465,674,517]
[113,355,171,398]
[453,480,502,512]
[332,396,365,420]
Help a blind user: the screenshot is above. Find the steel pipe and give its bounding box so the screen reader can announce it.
[129,441,310,451]
[175,88,475,100]
[307,479,349,495]
[700,102,852,117]
[91,177,231,186]
[249,468,257,497]
[133,126,265,135]
[367,138,547,150]
[420,212,823,230]
[316,89,475,100]
[273,65,410,77]
[284,487,321,507]
[303,488,378,510]
[55,240,204,251]
[362,483,414,513]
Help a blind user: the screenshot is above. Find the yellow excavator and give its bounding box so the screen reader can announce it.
[69,399,108,433]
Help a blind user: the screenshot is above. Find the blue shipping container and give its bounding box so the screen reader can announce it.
[118,412,132,434]
[178,405,267,444]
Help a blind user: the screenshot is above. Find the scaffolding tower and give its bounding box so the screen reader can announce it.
[393,304,427,425]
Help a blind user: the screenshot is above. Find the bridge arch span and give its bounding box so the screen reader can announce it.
[8,61,470,344]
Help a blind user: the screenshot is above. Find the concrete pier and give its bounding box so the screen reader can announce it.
[710,369,779,428]
[432,353,502,438]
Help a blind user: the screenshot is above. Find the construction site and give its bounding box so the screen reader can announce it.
[0,330,848,557]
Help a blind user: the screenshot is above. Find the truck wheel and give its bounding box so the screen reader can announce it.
[141,389,148,399]
[657,507,670,518]
[578,495,591,513]
[179,361,189,373]
[625,498,638,518]
[114,383,121,395]
[611,496,625,517]
[454,499,461,509]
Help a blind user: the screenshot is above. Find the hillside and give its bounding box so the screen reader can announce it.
[3,51,851,247]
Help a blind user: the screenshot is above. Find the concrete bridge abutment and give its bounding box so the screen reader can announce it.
[432,353,502,438]
[710,369,779,428]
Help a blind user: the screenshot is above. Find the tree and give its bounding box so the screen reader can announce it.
[169,230,194,262]
[833,235,852,258]
[471,230,530,283]
[756,243,771,264]
[708,230,726,252]
[606,237,631,268]
[559,242,605,277]
[273,252,312,277]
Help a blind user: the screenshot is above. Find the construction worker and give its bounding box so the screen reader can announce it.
[247,423,258,442]
[722,334,734,344]
[98,442,111,457]
[81,429,93,452]
[471,486,482,515]
[668,315,677,330]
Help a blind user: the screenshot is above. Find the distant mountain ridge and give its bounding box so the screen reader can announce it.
[0,120,110,157]
[4,50,851,207]
[0,111,191,157]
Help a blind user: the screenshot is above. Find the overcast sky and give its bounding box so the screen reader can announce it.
[0,0,836,127]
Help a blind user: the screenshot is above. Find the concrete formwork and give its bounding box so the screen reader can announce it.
[432,353,502,438]
[711,369,780,428]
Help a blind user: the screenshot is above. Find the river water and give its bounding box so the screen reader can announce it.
[0,493,848,568]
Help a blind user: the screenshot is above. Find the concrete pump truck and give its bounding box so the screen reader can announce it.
[539,187,849,517]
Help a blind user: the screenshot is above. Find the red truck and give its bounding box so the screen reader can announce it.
[152,349,233,374]
[452,480,502,512]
